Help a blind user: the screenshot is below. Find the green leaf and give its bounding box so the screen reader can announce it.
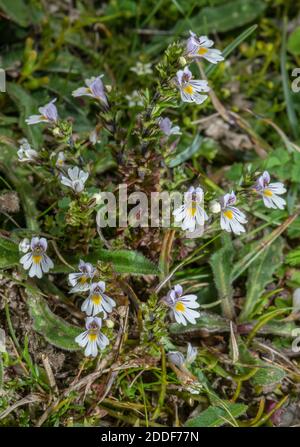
[281,18,299,139]
[27,294,81,351]
[209,234,235,319]
[0,236,19,269]
[185,402,248,427]
[169,311,229,335]
[251,366,286,387]
[0,0,30,27]
[5,165,40,232]
[174,0,265,35]
[169,311,295,338]
[148,1,263,54]
[53,249,160,276]
[6,83,43,148]
[238,341,286,385]
[166,134,202,168]
[286,246,300,266]
[239,238,284,322]
[261,320,296,338]
[287,27,300,56]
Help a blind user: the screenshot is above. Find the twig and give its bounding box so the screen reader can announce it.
[0,394,44,420]
[41,354,58,395]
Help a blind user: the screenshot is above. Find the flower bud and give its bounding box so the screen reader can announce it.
[167,351,185,368]
[19,238,30,253]
[179,56,187,67]
[105,319,114,329]
[209,200,221,214]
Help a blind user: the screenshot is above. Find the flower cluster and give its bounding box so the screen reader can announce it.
[173,171,286,236]
[15,31,289,368]
[175,32,224,105]
[69,260,116,357]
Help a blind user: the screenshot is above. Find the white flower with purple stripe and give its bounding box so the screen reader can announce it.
[72,76,108,107]
[60,166,89,193]
[19,238,30,253]
[254,171,286,210]
[163,284,200,326]
[20,237,54,278]
[158,117,181,136]
[167,343,197,369]
[81,281,116,317]
[17,139,38,162]
[68,260,96,293]
[220,191,247,235]
[176,67,210,104]
[173,186,208,232]
[186,32,224,64]
[25,99,58,125]
[75,317,109,357]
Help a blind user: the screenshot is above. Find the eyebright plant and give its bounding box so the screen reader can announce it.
[16,30,287,367]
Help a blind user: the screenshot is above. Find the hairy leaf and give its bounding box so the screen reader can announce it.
[251,366,286,387]
[166,134,202,168]
[209,235,235,319]
[27,294,81,351]
[170,311,229,335]
[53,249,160,276]
[185,402,247,427]
[0,236,19,269]
[239,237,284,322]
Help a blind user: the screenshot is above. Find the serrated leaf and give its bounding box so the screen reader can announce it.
[185,402,247,427]
[239,238,284,322]
[27,294,81,351]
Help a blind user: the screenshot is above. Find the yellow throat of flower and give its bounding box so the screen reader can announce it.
[223,209,234,220]
[188,204,197,217]
[198,47,208,56]
[32,255,42,264]
[91,294,102,305]
[88,333,98,342]
[175,302,185,312]
[80,275,87,284]
[183,84,193,95]
[263,189,273,197]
